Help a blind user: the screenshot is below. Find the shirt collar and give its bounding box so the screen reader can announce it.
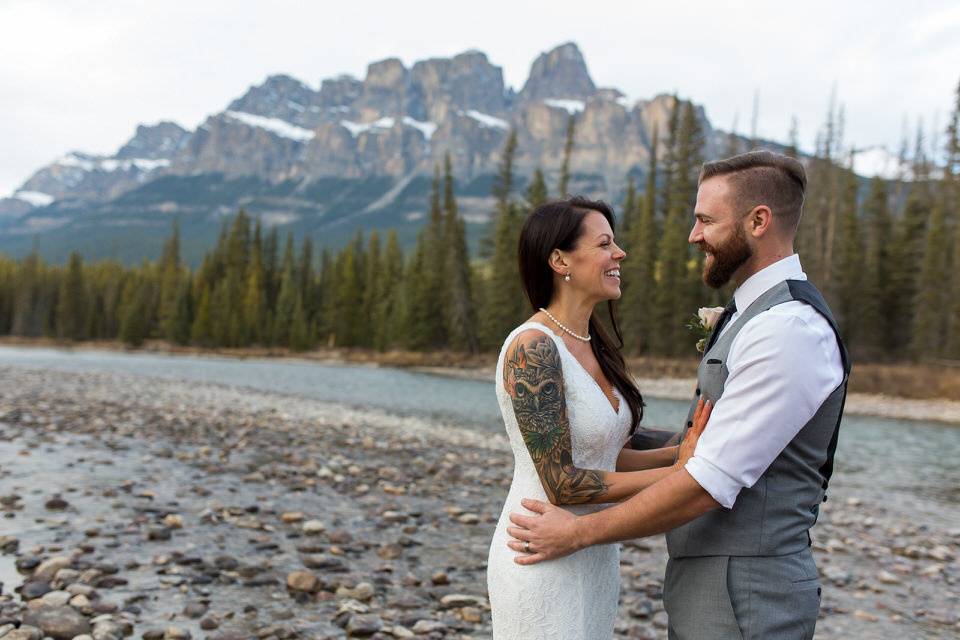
[733,254,806,313]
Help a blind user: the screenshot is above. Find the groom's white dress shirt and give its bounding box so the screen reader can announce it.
[684,254,844,509]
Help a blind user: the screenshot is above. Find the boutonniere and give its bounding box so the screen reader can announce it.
[687,306,725,353]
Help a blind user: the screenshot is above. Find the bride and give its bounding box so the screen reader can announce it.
[486,196,711,639]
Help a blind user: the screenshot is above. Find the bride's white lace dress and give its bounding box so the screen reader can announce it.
[487,321,632,639]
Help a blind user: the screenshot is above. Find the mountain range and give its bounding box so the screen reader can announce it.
[1,42,816,265]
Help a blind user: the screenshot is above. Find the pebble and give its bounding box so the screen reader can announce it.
[345,614,383,637]
[22,605,91,639]
[337,582,374,602]
[162,514,183,529]
[39,590,72,607]
[147,527,171,541]
[411,619,448,634]
[286,570,320,593]
[44,496,70,510]
[2,626,44,640]
[302,520,326,535]
[32,556,72,582]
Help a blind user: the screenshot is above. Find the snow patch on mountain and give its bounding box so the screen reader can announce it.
[543,98,586,114]
[224,110,316,141]
[55,153,171,173]
[339,117,397,138]
[402,116,438,140]
[462,110,509,129]
[13,191,55,207]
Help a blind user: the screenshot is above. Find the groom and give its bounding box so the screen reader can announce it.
[508,150,849,639]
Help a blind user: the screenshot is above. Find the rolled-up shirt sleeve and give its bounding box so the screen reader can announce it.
[684,308,843,509]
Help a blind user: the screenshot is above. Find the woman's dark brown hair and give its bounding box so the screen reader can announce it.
[518,196,645,433]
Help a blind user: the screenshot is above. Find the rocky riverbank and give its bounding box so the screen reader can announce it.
[0,367,958,639]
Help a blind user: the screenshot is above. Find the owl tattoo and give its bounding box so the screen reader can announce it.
[504,334,608,504]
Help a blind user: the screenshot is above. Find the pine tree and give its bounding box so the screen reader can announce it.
[558,115,575,196]
[945,78,960,358]
[525,167,548,209]
[316,249,334,345]
[481,130,527,348]
[652,100,704,356]
[118,271,151,347]
[621,178,638,234]
[889,125,933,353]
[331,233,365,347]
[0,258,15,335]
[860,177,894,356]
[170,278,193,345]
[799,95,842,286]
[482,129,518,259]
[273,234,299,347]
[482,201,526,349]
[830,163,864,349]
[620,125,659,353]
[911,196,948,357]
[263,226,280,309]
[360,230,382,349]
[374,231,404,350]
[442,153,479,352]
[56,251,87,340]
[158,219,182,342]
[289,295,312,351]
[659,95,681,220]
[11,250,42,337]
[191,283,213,346]
[421,166,448,347]
[242,221,268,345]
[298,235,315,318]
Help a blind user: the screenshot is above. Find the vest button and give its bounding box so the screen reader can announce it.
[695,388,701,395]
[686,420,693,428]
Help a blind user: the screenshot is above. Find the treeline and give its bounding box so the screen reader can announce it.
[1,81,958,362]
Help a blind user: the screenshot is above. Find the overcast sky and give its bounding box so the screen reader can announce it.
[1,0,958,196]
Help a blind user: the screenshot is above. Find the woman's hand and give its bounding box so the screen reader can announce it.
[674,398,712,470]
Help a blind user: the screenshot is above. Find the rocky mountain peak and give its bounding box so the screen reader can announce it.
[520,42,596,102]
[227,74,320,127]
[364,58,408,89]
[116,121,190,160]
[409,50,507,120]
[318,75,362,108]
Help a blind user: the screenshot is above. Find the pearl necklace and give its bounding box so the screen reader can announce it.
[539,307,591,342]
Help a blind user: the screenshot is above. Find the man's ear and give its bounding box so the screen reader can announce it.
[548,249,568,275]
[748,205,773,238]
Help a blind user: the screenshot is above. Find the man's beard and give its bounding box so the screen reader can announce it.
[700,225,753,289]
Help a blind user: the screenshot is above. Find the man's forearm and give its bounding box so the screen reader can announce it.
[575,468,720,547]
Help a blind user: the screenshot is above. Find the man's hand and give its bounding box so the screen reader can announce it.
[506,499,583,565]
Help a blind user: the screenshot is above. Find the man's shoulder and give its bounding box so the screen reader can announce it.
[734,302,838,354]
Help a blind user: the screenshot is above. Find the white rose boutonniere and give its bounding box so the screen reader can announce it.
[687,306,726,353]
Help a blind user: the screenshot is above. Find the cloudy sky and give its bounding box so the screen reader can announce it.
[1,0,958,196]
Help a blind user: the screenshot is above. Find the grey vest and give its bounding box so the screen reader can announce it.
[666,279,850,559]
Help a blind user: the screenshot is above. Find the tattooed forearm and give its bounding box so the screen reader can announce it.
[504,334,608,504]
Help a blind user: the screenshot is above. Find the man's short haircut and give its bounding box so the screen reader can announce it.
[698,150,807,232]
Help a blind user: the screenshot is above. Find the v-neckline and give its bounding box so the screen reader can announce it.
[526,321,622,416]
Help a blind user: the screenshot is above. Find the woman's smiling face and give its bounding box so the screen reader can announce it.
[561,211,627,301]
